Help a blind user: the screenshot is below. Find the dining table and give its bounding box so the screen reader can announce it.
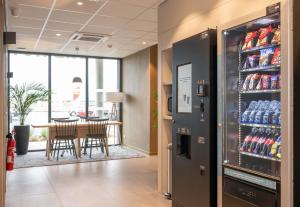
[32,120,122,160]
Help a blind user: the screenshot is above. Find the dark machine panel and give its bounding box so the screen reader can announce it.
[172,29,217,207]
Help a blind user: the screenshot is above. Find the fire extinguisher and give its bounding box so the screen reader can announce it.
[6,132,15,171]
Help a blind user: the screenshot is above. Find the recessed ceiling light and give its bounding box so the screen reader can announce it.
[76,1,84,6]
[142,41,147,45]
[56,33,61,37]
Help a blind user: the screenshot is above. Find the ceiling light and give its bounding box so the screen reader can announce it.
[142,41,147,45]
[76,1,84,6]
[56,33,61,37]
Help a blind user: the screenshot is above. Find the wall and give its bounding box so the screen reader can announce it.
[157,1,293,207]
[0,0,7,206]
[122,45,158,154]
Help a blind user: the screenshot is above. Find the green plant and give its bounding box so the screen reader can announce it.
[10,82,50,125]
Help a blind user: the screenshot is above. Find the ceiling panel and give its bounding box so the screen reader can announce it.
[98,1,145,19]
[81,25,116,35]
[50,9,92,24]
[111,0,161,8]
[125,19,157,31]
[137,9,157,22]
[7,16,45,29]
[46,20,83,32]
[7,0,54,8]
[54,0,106,14]
[42,29,73,39]
[113,29,147,39]
[88,15,130,28]
[6,0,159,58]
[11,5,50,19]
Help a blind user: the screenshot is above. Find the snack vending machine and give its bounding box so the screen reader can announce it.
[222,6,282,207]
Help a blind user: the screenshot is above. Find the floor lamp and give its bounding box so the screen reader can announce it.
[105,92,125,121]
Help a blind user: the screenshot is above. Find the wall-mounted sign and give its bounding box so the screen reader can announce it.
[177,63,192,113]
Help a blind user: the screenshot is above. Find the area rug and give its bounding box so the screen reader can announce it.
[14,146,145,169]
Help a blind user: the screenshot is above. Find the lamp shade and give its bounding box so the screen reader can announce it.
[105,92,125,103]
[72,77,82,83]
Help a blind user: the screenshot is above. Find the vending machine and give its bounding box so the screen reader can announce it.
[172,29,217,207]
[221,3,281,207]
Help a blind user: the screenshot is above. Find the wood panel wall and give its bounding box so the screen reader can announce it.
[122,45,158,155]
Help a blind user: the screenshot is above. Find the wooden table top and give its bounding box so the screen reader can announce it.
[32,121,122,128]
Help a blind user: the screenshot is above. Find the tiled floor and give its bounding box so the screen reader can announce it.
[6,156,171,207]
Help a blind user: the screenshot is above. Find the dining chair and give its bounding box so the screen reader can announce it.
[45,117,69,157]
[84,118,109,157]
[53,119,78,160]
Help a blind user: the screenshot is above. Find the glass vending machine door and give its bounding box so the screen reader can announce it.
[223,13,281,179]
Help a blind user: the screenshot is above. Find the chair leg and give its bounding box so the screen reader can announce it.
[57,140,61,161]
[104,138,109,156]
[89,138,93,158]
[71,140,77,159]
[83,138,88,155]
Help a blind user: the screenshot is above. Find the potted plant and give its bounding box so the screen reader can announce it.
[10,82,50,155]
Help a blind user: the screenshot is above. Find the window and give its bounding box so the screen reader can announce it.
[9,53,49,150]
[88,58,120,119]
[51,56,86,118]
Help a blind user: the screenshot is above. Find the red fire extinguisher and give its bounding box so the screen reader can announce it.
[6,132,15,171]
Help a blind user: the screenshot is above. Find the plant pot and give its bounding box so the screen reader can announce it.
[14,125,30,155]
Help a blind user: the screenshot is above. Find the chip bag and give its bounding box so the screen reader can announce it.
[271,27,281,45]
[256,25,273,47]
[271,47,281,65]
[242,31,258,50]
[259,48,275,67]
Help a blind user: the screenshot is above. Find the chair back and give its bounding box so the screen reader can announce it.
[87,118,108,138]
[54,119,78,139]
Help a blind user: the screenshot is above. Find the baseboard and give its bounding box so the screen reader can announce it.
[123,144,155,156]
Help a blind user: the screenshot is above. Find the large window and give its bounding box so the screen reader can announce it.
[51,56,86,118]
[9,52,121,151]
[88,58,120,118]
[9,53,49,150]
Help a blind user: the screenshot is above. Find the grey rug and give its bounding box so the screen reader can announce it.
[14,146,145,169]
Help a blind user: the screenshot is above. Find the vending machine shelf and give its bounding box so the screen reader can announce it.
[240,64,280,73]
[240,43,280,54]
[240,151,281,162]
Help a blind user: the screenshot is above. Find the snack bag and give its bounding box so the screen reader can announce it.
[261,75,271,90]
[256,77,263,90]
[271,27,281,45]
[248,136,260,153]
[278,74,281,89]
[269,137,281,157]
[242,31,258,50]
[270,75,279,89]
[240,135,254,152]
[259,48,275,67]
[271,47,281,65]
[241,110,251,123]
[248,73,261,90]
[248,110,257,123]
[256,25,273,47]
[271,110,280,125]
[276,146,282,159]
[254,110,264,124]
[243,55,260,69]
[262,110,272,124]
[253,137,266,154]
[242,74,253,91]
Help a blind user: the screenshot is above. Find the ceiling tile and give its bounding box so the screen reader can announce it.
[42,29,73,39]
[37,40,63,51]
[125,19,157,31]
[7,0,54,8]
[46,20,83,32]
[9,5,50,19]
[141,32,157,41]
[8,16,45,29]
[12,27,41,37]
[81,25,116,35]
[113,29,147,39]
[110,0,161,8]
[89,15,130,28]
[99,1,145,19]
[54,0,105,14]
[40,36,67,44]
[137,9,157,22]
[50,9,92,24]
